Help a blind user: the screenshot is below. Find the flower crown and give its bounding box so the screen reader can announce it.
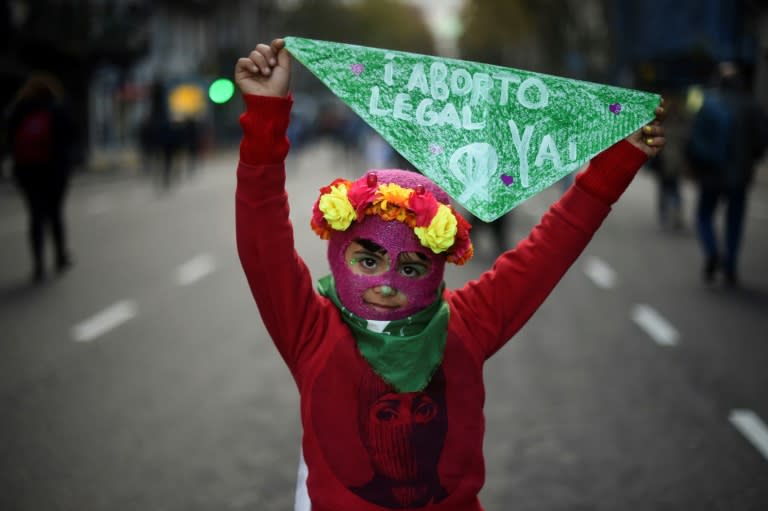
[311,172,473,265]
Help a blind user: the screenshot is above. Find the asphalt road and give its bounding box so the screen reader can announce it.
[1,142,767,510]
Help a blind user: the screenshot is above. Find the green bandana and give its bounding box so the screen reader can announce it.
[317,275,449,393]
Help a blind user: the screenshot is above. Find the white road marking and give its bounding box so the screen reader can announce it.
[71,300,137,343]
[631,304,679,346]
[583,256,617,289]
[175,254,216,286]
[729,409,768,461]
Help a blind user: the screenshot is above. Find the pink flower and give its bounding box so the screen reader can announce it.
[408,190,439,227]
[311,200,327,230]
[347,179,378,216]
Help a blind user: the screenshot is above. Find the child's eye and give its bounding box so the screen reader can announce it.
[352,252,387,274]
[360,257,379,270]
[399,263,428,278]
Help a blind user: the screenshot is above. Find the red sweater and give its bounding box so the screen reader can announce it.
[236,94,647,511]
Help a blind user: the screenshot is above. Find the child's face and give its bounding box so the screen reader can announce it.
[344,240,432,315]
[329,216,446,320]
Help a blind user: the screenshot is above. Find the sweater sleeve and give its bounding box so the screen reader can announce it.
[449,139,647,359]
[238,94,293,165]
[235,93,328,379]
[574,139,648,204]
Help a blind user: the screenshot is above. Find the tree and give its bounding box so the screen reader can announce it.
[281,0,435,53]
[458,0,534,66]
[458,0,613,78]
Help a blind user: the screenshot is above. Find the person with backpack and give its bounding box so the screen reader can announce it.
[686,62,768,286]
[6,72,77,283]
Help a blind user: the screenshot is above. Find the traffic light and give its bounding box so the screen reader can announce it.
[169,83,206,118]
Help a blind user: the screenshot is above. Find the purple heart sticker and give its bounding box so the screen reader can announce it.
[500,174,514,186]
[350,63,364,76]
[429,143,443,155]
[609,102,622,115]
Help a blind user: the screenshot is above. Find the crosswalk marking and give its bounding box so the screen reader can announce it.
[175,254,216,286]
[583,256,617,289]
[631,304,679,346]
[71,300,137,342]
[730,409,768,461]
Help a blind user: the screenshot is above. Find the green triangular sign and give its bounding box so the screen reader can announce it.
[285,36,659,222]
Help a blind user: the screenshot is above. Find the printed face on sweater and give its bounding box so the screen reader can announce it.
[309,329,462,507]
[329,216,445,320]
[351,367,448,507]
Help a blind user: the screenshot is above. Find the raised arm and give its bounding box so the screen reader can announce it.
[235,40,327,377]
[450,103,667,358]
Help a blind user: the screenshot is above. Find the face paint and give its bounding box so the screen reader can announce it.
[329,216,445,320]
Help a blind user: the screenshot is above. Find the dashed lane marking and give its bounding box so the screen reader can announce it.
[175,254,216,286]
[71,300,137,343]
[730,409,768,462]
[631,304,679,346]
[583,256,617,289]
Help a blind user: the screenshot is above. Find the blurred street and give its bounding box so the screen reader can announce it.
[1,140,768,510]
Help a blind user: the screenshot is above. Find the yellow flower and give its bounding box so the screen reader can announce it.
[377,183,411,211]
[319,184,356,230]
[414,204,457,253]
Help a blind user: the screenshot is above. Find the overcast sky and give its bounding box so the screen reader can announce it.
[406,0,465,55]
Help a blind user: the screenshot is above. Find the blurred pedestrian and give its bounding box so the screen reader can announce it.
[140,80,181,190]
[648,150,683,230]
[234,39,666,510]
[470,213,513,259]
[686,63,768,286]
[181,117,202,175]
[363,129,395,169]
[6,73,77,283]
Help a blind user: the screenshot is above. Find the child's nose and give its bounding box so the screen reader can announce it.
[377,285,397,296]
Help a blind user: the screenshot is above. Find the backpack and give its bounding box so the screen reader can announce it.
[685,93,733,172]
[13,108,55,165]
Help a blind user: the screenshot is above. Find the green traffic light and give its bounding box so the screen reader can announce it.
[209,78,235,104]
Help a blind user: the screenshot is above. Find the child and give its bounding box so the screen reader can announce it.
[235,39,665,511]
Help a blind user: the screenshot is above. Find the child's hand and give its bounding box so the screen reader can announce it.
[626,99,667,158]
[235,38,291,97]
